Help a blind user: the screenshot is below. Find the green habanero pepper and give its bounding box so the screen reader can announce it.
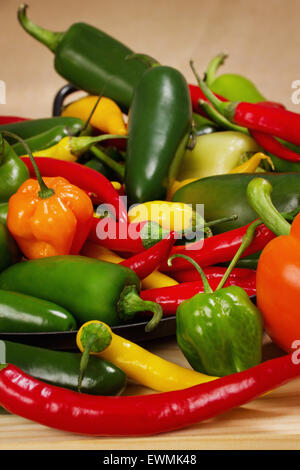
[177,131,259,181]
[172,173,300,233]
[169,221,263,377]
[0,340,126,396]
[0,255,162,332]
[0,290,77,333]
[205,53,266,103]
[0,135,29,203]
[125,65,192,205]
[0,222,20,272]
[0,116,84,143]
[18,5,152,112]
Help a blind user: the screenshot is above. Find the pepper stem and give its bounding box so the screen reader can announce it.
[198,99,248,135]
[18,4,63,53]
[77,323,112,392]
[0,364,7,371]
[216,219,262,290]
[246,178,291,237]
[1,131,54,199]
[205,53,228,87]
[125,53,161,68]
[118,285,162,332]
[90,145,125,179]
[70,134,127,156]
[168,254,213,294]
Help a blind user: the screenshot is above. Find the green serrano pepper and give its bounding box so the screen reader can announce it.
[0,340,126,396]
[172,173,300,233]
[0,255,162,332]
[125,65,192,205]
[0,290,77,333]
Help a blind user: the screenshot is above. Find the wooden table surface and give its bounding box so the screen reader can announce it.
[1,0,300,451]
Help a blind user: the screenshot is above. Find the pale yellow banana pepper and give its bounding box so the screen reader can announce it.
[81,241,178,289]
[62,95,127,136]
[229,152,275,173]
[76,320,217,392]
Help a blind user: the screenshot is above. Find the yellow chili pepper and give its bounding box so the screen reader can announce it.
[166,178,198,200]
[81,242,178,289]
[229,152,275,173]
[128,200,200,233]
[76,320,217,392]
[62,95,127,136]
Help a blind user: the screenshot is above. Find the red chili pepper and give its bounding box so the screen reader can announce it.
[250,130,300,163]
[0,116,28,124]
[120,232,176,279]
[0,354,298,435]
[141,268,256,315]
[188,83,227,114]
[160,222,275,273]
[21,157,128,224]
[172,266,256,284]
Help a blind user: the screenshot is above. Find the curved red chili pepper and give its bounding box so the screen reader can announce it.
[141,271,256,315]
[160,222,275,273]
[121,232,177,279]
[250,130,300,162]
[21,157,128,224]
[0,355,298,435]
[172,266,256,284]
[0,116,29,124]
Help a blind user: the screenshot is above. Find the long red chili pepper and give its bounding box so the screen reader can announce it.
[0,354,298,435]
[120,232,176,279]
[172,266,256,284]
[188,83,227,114]
[0,116,28,124]
[250,130,300,162]
[21,157,128,224]
[141,272,256,316]
[160,222,275,273]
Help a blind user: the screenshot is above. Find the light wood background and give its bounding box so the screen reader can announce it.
[1,0,300,450]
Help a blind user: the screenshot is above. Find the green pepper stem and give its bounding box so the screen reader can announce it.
[204,214,238,228]
[216,219,262,290]
[125,53,161,68]
[118,285,162,332]
[198,100,248,135]
[205,53,228,87]
[78,323,112,392]
[70,134,127,156]
[90,145,125,179]
[18,4,63,53]
[1,131,54,200]
[246,177,291,237]
[168,254,213,294]
[0,364,7,371]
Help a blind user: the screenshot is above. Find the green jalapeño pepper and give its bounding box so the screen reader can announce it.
[177,131,259,181]
[169,221,263,377]
[125,65,192,205]
[172,173,300,233]
[18,5,151,112]
[205,53,266,103]
[0,340,126,396]
[0,134,29,203]
[0,222,20,273]
[0,255,162,332]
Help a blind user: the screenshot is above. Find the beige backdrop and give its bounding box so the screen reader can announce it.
[1,0,300,118]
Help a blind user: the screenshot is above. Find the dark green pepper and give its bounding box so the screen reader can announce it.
[0,290,77,333]
[205,53,266,103]
[172,173,300,233]
[0,222,20,272]
[0,340,126,396]
[0,116,84,143]
[125,65,192,205]
[18,5,151,112]
[0,255,162,332]
[0,203,8,225]
[171,222,263,377]
[0,134,29,202]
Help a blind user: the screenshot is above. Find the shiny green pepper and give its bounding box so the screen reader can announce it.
[0,134,29,202]
[0,222,20,273]
[177,131,259,181]
[170,222,263,377]
[205,53,266,103]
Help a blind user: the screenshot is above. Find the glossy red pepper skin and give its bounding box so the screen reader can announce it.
[228,102,300,147]
[141,272,256,315]
[120,232,176,279]
[0,355,298,436]
[0,116,28,124]
[21,157,128,224]
[172,266,256,284]
[188,84,227,114]
[250,130,300,163]
[161,222,275,272]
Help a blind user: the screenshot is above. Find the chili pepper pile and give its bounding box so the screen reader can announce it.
[0,3,300,437]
